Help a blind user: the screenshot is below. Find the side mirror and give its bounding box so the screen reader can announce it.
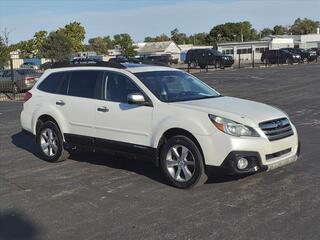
[127,92,146,105]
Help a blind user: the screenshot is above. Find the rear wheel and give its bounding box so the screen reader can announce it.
[199,63,207,69]
[215,61,223,69]
[160,135,207,189]
[36,121,69,162]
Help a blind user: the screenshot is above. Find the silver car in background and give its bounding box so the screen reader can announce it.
[0,69,40,93]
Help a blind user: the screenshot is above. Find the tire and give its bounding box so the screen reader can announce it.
[199,64,207,69]
[36,121,69,162]
[215,61,223,69]
[160,135,208,189]
[190,61,197,68]
[286,58,293,65]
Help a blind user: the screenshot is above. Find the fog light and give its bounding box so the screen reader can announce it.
[237,158,248,170]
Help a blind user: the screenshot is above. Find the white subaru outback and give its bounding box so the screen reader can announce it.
[21,62,299,188]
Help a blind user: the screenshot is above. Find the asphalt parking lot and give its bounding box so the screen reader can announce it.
[1,64,320,240]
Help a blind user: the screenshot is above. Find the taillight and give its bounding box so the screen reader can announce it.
[24,77,35,84]
[24,92,32,102]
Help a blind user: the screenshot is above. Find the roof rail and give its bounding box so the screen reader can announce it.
[51,60,126,69]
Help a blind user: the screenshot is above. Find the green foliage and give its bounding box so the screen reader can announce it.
[33,30,48,57]
[273,25,288,35]
[11,39,36,58]
[40,31,72,61]
[57,22,85,52]
[170,28,189,44]
[0,36,10,66]
[113,33,137,57]
[290,18,320,35]
[87,36,113,54]
[209,21,259,46]
[144,34,170,42]
[189,32,210,46]
[260,28,273,38]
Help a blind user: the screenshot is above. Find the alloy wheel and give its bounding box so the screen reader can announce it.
[40,128,59,157]
[166,145,196,182]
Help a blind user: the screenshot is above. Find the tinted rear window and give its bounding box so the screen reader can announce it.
[38,72,65,93]
[68,71,99,99]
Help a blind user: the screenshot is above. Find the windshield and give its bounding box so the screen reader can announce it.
[134,71,220,102]
[210,49,223,56]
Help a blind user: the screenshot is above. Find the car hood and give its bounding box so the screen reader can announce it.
[170,96,287,126]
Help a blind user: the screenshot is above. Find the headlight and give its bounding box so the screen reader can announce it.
[209,114,259,137]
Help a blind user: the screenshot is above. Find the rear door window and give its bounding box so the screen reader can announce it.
[38,72,65,93]
[67,70,100,99]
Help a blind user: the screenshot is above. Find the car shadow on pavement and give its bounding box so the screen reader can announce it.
[0,211,41,240]
[11,131,244,186]
[11,131,42,159]
[69,150,168,185]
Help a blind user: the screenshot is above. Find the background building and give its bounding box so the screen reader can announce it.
[137,41,181,62]
[218,33,320,62]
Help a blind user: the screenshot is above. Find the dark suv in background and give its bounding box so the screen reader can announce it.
[261,49,301,64]
[185,49,234,69]
[281,48,317,62]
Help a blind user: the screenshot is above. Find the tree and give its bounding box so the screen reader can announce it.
[0,36,10,66]
[290,18,320,35]
[188,32,210,45]
[33,30,47,57]
[273,25,287,35]
[57,22,85,52]
[113,33,137,57]
[144,34,170,42]
[87,36,112,55]
[11,39,36,58]
[170,28,189,44]
[208,21,259,47]
[260,28,273,38]
[40,31,72,61]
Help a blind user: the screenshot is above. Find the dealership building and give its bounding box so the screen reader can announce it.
[217,34,320,61]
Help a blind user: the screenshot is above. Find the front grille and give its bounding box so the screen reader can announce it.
[259,118,293,141]
[266,148,291,160]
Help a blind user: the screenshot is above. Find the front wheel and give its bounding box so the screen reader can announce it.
[286,58,293,65]
[36,121,69,162]
[160,135,207,189]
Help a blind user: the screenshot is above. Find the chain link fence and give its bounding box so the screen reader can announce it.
[0,59,43,101]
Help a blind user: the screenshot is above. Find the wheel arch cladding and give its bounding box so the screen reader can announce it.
[156,128,205,166]
[36,114,62,137]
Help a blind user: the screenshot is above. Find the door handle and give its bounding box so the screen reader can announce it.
[97,106,109,112]
[56,100,65,106]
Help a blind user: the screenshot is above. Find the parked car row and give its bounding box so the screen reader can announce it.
[185,49,234,69]
[261,48,318,64]
[0,69,40,93]
[108,54,178,65]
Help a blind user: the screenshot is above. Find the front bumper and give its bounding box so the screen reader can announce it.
[195,122,299,173]
[221,142,300,174]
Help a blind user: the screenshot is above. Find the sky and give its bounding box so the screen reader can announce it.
[0,0,319,44]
